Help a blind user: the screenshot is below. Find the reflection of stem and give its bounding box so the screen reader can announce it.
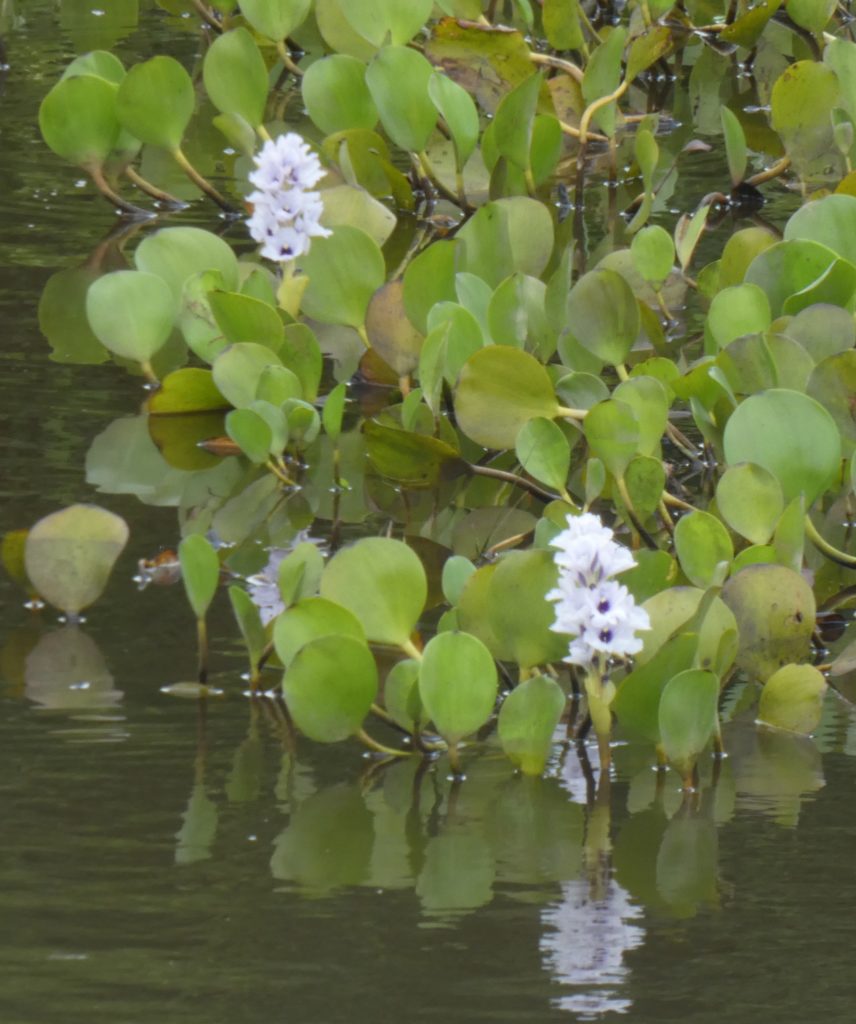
[89,164,152,218]
[124,166,185,207]
[196,617,209,685]
[171,146,236,213]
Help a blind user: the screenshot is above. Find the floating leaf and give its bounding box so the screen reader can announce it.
[659,669,719,780]
[365,281,424,377]
[716,463,785,545]
[178,534,220,621]
[758,663,827,735]
[515,417,570,493]
[674,510,733,589]
[343,0,434,46]
[136,227,240,303]
[213,342,284,410]
[299,226,385,329]
[583,399,639,479]
[320,538,427,646]
[418,631,498,745]
[720,106,747,188]
[274,596,365,667]
[228,585,267,674]
[24,505,129,617]
[565,269,640,366]
[722,389,841,506]
[302,55,378,135]
[487,549,570,669]
[39,74,120,170]
[282,635,377,743]
[116,55,194,150]
[721,564,816,682]
[428,71,479,171]
[86,270,176,369]
[454,346,559,449]
[239,0,311,40]
[226,408,274,463]
[202,27,268,129]
[365,46,436,153]
[364,421,467,488]
[146,368,228,415]
[498,674,565,776]
[384,658,424,733]
[278,542,325,607]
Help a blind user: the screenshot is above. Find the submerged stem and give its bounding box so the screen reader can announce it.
[804,515,856,568]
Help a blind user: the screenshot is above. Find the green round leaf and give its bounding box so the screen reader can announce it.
[705,284,771,350]
[226,408,274,463]
[583,399,640,479]
[384,658,424,733]
[722,389,841,506]
[86,270,177,364]
[299,226,385,329]
[721,564,816,682]
[24,505,129,617]
[39,74,120,169]
[673,510,734,590]
[320,537,427,646]
[565,268,640,366]
[203,27,268,129]
[758,663,827,735]
[178,533,220,620]
[515,417,570,493]
[274,596,365,667]
[240,0,312,40]
[116,55,194,150]
[630,225,675,286]
[428,71,479,171]
[716,463,785,545]
[658,669,719,777]
[302,55,378,135]
[365,45,437,153]
[418,631,498,745]
[454,346,559,450]
[498,674,566,776]
[282,635,378,743]
[135,227,240,303]
[343,0,434,46]
[213,342,284,410]
[487,549,570,670]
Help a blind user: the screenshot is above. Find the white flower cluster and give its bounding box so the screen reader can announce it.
[547,513,651,667]
[247,133,331,262]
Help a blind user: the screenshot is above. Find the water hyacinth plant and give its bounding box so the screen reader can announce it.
[547,514,650,769]
[20,0,856,793]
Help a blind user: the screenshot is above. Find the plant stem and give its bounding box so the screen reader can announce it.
[196,617,209,685]
[469,463,562,503]
[745,156,791,187]
[804,515,856,568]
[171,146,237,214]
[123,166,185,207]
[276,38,304,77]
[401,638,423,661]
[356,728,410,758]
[529,52,584,83]
[89,164,152,218]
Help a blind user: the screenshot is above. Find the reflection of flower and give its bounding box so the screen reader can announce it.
[547,513,650,667]
[541,877,645,1018]
[246,133,331,262]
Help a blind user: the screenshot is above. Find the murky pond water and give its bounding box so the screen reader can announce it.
[3,4,856,1022]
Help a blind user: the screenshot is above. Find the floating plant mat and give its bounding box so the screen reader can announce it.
[9,0,856,797]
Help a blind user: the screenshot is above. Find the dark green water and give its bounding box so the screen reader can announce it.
[3,4,856,1022]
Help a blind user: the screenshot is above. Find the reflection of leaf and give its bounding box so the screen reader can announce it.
[175,783,218,866]
[655,812,719,918]
[270,785,374,894]
[25,626,121,709]
[416,829,495,915]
